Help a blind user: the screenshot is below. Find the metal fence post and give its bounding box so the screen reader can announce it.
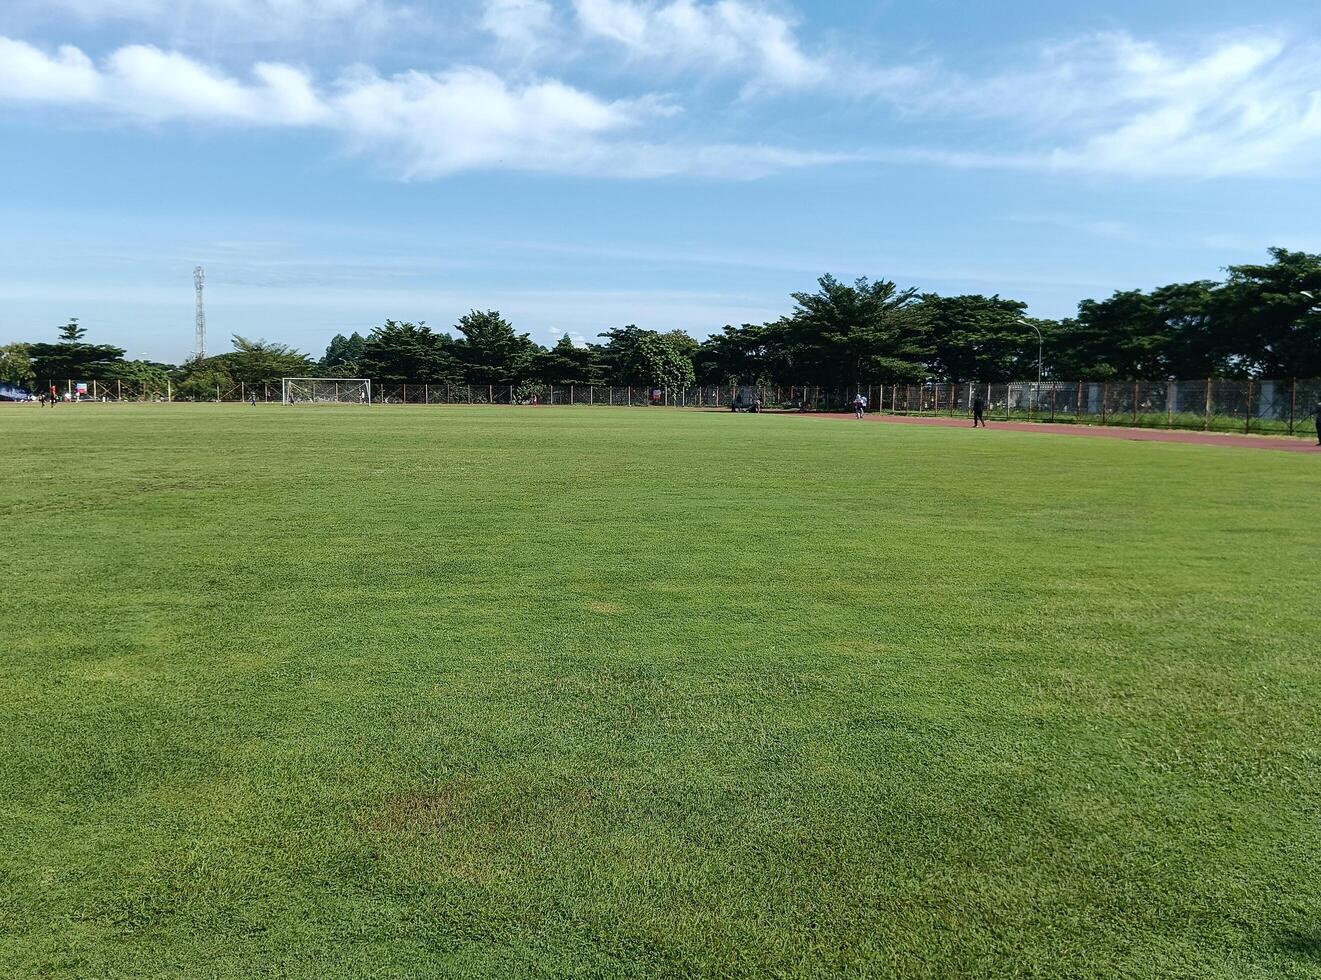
[1290,379,1296,435]
[1246,378,1253,434]
[1204,378,1212,431]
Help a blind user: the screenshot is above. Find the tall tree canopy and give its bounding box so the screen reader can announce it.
[919,294,1037,383]
[28,319,126,381]
[0,343,35,389]
[694,324,771,385]
[453,310,540,385]
[599,326,697,389]
[358,320,459,382]
[1211,248,1321,378]
[534,335,604,385]
[222,336,315,383]
[768,276,927,386]
[321,332,368,374]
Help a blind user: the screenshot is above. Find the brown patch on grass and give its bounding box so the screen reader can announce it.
[370,783,473,834]
[588,601,623,614]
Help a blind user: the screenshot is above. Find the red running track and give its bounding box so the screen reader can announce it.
[812,412,1321,454]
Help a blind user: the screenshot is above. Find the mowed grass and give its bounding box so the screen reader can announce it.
[2,405,1319,979]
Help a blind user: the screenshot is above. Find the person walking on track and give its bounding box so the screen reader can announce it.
[972,392,987,428]
[852,392,867,419]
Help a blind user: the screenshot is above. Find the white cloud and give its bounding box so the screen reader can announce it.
[570,0,825,91]
[482,0,557,59]
[925,33,1321,178]
[7,19,1317,182]
[3,0,413,40]
[0,35,839,178]
[332,65,665,177]
[0,38,329,125]
[0,37,101,100]
[105,45,330,123]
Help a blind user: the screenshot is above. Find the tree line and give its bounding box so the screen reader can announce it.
[2,248,1318,396]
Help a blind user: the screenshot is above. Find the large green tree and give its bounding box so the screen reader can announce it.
[221,336,315,383]
[453,310,540,385]
[599,326,697,389]
[359,320,460,381]
[695,324,771,385]
[919,294,1035,382]
[768,276,927,386]
[1211,247,1321,378]
[0,343,35,390]
[172,367,232,402]
[1053,283,1220,380]
[320,332,368,374]
[533,335,605,385]
[105,359,173,395]
[27,319,126,382]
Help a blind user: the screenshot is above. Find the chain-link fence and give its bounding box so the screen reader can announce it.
[31,378,173,402]
[26,377,1321,438]
[868,380,1321,436]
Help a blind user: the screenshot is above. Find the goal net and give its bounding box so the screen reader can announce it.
[281,378,372,404]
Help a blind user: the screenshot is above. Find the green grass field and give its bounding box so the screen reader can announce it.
[3,405,1319,978]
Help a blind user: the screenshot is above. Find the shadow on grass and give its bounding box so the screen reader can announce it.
[1279,930,1321,962]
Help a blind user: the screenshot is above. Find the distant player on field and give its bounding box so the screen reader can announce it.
[972,392,987,428]
[249,392,257,407]
[1314,401,1321,446]
[852,392,866,419]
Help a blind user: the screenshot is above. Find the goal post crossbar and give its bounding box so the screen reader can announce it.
[280,378,372,404]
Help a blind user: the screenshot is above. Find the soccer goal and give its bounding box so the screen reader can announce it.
[281,378,372,405]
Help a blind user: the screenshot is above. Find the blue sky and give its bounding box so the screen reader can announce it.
[2,0,1320,363]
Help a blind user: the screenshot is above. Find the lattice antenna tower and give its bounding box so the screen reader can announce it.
[194,265,207,359]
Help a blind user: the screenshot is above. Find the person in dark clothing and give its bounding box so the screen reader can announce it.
[1314,401,1321,446]
[972,393,987,428]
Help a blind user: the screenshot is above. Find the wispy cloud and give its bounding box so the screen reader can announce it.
[4,10,1321,182]
[2,0,416,43]
[569,0,824,92]
[482,0,558,61]
[0,35,847,178]
[918,32,1321,178]
[479,0,921,98]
